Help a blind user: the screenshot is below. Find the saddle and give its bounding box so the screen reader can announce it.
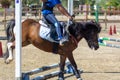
[39,18,69,43]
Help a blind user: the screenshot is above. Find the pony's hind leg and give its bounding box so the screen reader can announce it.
[67,52,82,80]
[58,55,66,80]
[5,41,15,64]
[3,48,9,60]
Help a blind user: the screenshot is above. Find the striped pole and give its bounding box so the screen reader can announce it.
[99,42,120,48]
[31,70,71,80]
[22,62,70,76]
[22,62,83,80]
[100,37,120,42]
[99,37,120,48]
[25,63,60,75]
[15,0,22,80]
[31,70,61,80]
[31,69,82,80]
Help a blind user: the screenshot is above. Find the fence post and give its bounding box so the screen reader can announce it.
[38,8,41,20]
[104,10,107,30]
[3,8,6,30]
[86,4,88,21]
[95,4,99,22]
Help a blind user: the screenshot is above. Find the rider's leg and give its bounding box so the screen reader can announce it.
[43,14,63,39]
[54,22,63,40]
[43,14,67,45]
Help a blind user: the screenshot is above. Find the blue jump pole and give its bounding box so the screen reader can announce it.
[22,61,83,80]
[22,62,75,80]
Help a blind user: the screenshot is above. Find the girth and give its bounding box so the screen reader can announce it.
[52,43,59,54]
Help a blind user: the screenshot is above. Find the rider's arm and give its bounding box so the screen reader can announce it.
[56,4,72,20]
[41,0,47,2]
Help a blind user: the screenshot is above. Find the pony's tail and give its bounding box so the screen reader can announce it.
[6,19,15,42]
[4,19,15,60]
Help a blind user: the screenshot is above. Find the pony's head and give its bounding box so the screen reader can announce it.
[69,20,101,50]
[81,21,101,50]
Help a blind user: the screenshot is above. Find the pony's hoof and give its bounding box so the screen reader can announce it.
[77,78,82,80]
[58,77,64,80]
[5,59,13,64]
[5,60,10,64]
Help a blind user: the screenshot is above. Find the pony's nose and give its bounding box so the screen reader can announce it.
[94,45,99,50]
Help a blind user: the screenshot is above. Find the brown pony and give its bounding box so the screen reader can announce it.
[4,19,101,80]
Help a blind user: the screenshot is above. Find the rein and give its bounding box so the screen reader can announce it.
[70,35,78,47]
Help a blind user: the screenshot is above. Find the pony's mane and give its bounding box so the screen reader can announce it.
[68,22,83,38]
[84,21,101,33]
[68,21,101,39]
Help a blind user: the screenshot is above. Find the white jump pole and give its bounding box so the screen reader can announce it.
[68,0,73,15]
[15,0,22,80]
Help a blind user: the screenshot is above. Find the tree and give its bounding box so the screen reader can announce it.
[61,0,67,8]
[99,0,120,9]
[0,0,11,8]
[22,0,40,7]
[109,0,120,8]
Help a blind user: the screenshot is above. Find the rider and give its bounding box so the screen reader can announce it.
[41,0,73,46]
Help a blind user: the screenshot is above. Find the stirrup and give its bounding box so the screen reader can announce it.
[59,38,68,46]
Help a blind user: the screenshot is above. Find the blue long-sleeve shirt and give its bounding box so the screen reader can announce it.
[42,0,61,15]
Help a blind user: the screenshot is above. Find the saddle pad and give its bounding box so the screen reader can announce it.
[39,20,59,43]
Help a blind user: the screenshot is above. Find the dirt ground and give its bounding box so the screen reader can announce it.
[0,17,120,80]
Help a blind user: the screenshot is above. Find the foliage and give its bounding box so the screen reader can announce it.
[74,1,81,8]
[99,0,120,9]
[0,0,11,8]
[22,0,40,7]
[1,0,120,10]
[108,0,120,8]
[61,0,67,8]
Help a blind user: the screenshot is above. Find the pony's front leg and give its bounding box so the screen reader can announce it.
[5,42,15,64]
[58,55,66,80]
[67,52,82,80]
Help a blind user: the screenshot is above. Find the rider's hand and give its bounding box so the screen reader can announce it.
[68,16,73,21]
[67,16,74,25]
[41,0,47,2]
[68,14,75,21]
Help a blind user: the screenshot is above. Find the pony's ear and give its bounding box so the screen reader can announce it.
[90,20,96,23]
[97,24,102,33]
[91,21,102,33]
